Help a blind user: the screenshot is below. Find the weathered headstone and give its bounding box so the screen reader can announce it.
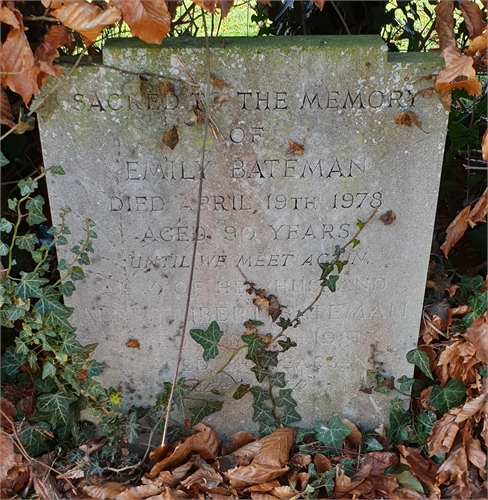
[37,36,448,434]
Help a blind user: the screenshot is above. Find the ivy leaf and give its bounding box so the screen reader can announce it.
[58,281,76,297]
[16,234,39,253]
[387,400,410,442]
[363,436,383,452]
[335,260,348,273]
[18,423,51,456]
[321,275,339,292]
[0,241,8,256]
[386,464,424,494]
[34,286,69,315]
[251,365,269,383]
[15,272,48,300]
[26,210,47,226]
[0,218,13,233]
[70,266,85,281]
[414,411,437,453]
[428,379,466,415]
[84,379,106,398]
[259,420,277,436]
[275,388,297,408]
[189,400,224,427]
[315,416,352,452]
[25,195,45,213]
[250,386,270,404]
[269,371,286,388]
[42,360,57,379]
[263,350,279,367]
[319,262,334,281]
[232,383,251,400]
[281,405,301,425]
[252,402,274,423]
[50,165,65,175]
[37,392,76,428]
[241,333,268,360]
[8,198,17,211]
[172,378,189,416]
[356,219,364,230]
[397,375,415,392]
[352,238,360,248]
[86,360,107,377]
[2,346,26,375]
[190,321,223,361]
[406,349,433,379]
[18,178,37,196]
[58,331,84,356]
[77,252,90,265]
[0,151,9,167]
[278,337,297,351]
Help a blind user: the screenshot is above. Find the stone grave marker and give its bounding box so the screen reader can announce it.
[37,36,448,434]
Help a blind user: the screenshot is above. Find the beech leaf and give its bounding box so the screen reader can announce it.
[440,205,470,257]
[436,47,482,96]
[191,423,221,460]
[459,0,485,38]
[252,427,295,468]
[121,0,170,45]
[435,0,456,51]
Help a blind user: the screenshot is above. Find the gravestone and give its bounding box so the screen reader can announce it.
[37,36,448,434]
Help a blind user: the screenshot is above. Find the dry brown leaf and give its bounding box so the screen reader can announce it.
[180,462,222,488]
[286,139,304,157]
[397,445,440,498]
[341,417,362,450]
[269,485,297,499]
[468,187,488,226]
[333,467,363,497]
[268,295,282,323]
[191,423,220,460]
[51,1,121,42]
[440,205,470,258]
[34,25,71,88]
[252,427,295,468]
[0,397,16,424]
[115,483,165,500]
[149,438,193,477]
[0,6,20,29]
[435,432,469,497]
[84,482,127,499]
[231,438,263,462]
[0,88,15,128]
[394,110,425,131]
[455,393,486,424]
[481,128,487,162]
[361,451,398,475]
[428,412,459,456]
[436,47,482,96]
[435,0,456,51]
[159,80,173,102]
[126,339,141,349]
[379,210,396,226]
[228,431,257,454]
[162,126,179,150]
[245,480,281,492]
[465,311,488,364]
[289,453,311,469]
[466,34,488,56]
[313,0,325,10]
[226,463,289,489]
[459,0,486,38]
[314,453,331,473]
[191,1,234,19]
[120,0,170,45]
[211,73,232,89]
[1,24,40,104]
[435,339,478,386]
[0,433,17,484]
[465,437,486,470]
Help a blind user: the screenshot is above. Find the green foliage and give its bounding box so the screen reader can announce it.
[385,464,425,494]
[315,416,352,455]
[0,167,120,455]
[190,321,224,361]
[387,397,410,443]
[428,378,466,415]
[406,349,434,379]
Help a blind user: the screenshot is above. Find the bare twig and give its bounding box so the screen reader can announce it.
[330,1,351,35]
[161,10,213,448]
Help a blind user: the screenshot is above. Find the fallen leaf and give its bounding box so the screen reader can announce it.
[435,432,469,498]
[269,485,297,499]
[211,73,232,89]
[341,417,362,450]
[0,433,16,483]
[289,453,311,469]
[440,205,470,258]
[231,438,263,462]
[435,47,482,96]
[361,451,398,475]
[159,80,173,101]
[149,439,193,477]
[0,397,16,423]
[435,0,456,51]
[465,437,486,470]
[465,311,488,364]
[115,483,165,500]
[225,463,289,489]
[333,467,363,497]
[468,187,488,226]
[394,111,425,131]
[228,431,257,454]
[162,126,179,150]
[191,423,220,460]
[180,461,222,488]
[0,5,20,29]
[126,339,141,349]
[313,0,325,11]
[379,210,396,226]
[459,0,485,39]
[466,34,488,57]
[428,412,459,456]
[267,295,282,322]
[313,453,331,473]
[455,393,486,424]
[120,0,170,45]
[397,445,440,498]
[252,427,295,468]
[0,88,15,128]
[213,93,231,104]
[285,139,304,157]
[51,1,121,42]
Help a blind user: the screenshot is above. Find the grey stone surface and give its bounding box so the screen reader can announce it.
[37,36,448,435]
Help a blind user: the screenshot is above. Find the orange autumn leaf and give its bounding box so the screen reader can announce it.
[252,427,295,468]
[51,1,121,42]
[225,463,289,489]
[397,445,440,498]
[468,187,488,226]
[482,128,488,162]
[120,0,170,45]
[0,7,40,104]
[191,423,221,460]
[440,205,470,257]
[126,339,140,349]
[0,6,20,29]
[428,412,459,456]
[465,311,488,364]
[435,0,456,51]
[436,46,482,96]
[0,88,15,128]
[466,34,488,57]
[83,482,127,499]
[394,110,425,131]
[459,0,486,39]
[313,0,325,10]
[0,433,17,484]
[192,0,234,19]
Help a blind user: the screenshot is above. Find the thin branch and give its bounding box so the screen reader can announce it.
[331,1,351,35]
[161,9,213,448]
